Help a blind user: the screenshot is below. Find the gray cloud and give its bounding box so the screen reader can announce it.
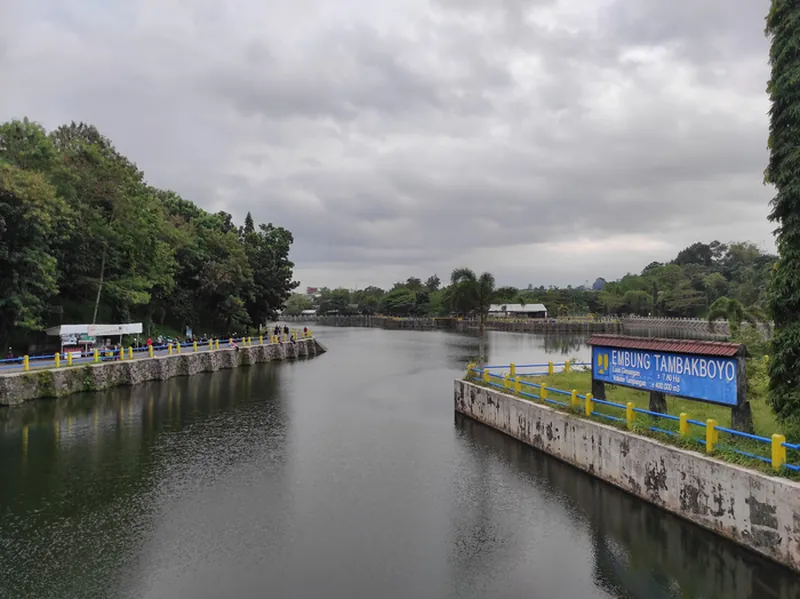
[0,0,775,289]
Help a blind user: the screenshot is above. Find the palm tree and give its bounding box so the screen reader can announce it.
[707,297,769,337]
[450,267,496,365]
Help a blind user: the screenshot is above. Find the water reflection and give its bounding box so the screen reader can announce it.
[0,366,286,599]
[1,328,797,599]
[455,415,800,599]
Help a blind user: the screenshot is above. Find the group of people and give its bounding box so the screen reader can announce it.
[272,325,307,342]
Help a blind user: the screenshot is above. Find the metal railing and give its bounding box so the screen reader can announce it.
[0,329,314,373]
[466,362,798,474]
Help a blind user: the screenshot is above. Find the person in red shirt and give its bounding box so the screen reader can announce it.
[146,338,152,347]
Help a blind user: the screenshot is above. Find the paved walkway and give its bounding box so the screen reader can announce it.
[0,337,303,374]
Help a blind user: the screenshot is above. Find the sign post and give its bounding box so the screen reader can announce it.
[587,335,753,433]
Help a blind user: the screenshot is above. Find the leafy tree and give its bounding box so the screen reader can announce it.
[449,267,495,364]
[493,286,520,302]
[283,293,313,316]
[0,165,70,346]
[318,288,352,315]
[381,287,417,315]
[242,223,298,327]
[0,117,299,347]
[765,0,800,424]
[707,297,767,337]
[425,275,441,292]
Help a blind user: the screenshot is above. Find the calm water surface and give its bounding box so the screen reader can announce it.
[0,328,797,599]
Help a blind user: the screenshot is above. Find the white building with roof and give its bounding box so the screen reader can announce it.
[488,303,548,319]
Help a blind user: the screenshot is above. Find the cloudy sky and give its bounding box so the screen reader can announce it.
[1,0,774,290]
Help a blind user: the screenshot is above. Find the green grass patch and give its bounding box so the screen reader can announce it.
[530,370,779,435]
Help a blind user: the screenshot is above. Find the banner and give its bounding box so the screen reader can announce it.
[592,345,738,406]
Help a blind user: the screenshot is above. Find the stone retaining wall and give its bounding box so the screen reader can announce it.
[454,379,800,572]
[0,339,325,406]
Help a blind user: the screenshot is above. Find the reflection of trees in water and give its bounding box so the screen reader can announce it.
[0,366,286,599]
[540,334,588,356]
[454,415,800,599]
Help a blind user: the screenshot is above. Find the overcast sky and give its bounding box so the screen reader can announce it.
[1,0,774,290]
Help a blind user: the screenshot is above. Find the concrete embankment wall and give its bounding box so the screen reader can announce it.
[454,379,800,572]
[0,338,325,407]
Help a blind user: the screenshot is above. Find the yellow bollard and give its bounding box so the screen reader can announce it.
[585,393,594,416]
[229,338,233,346]
[168,343,173,355]
[309,328,313,337]
[94,349,99,363]
[626,402,634,429]
[148,345,154,358]
[571,389,579,409]
[510,363,516,378]
[514,377,521,393]
[772,434,787,471]
[118,347,124,361]
[706,420,718,453]
[67,352,73,366]
[503,374,510,390]
[23,355,29,371]
[55,352,61,368]
[248,336,252,346]
[260,335,263,345]
[128,347,133,360]
[541,385,548,400]
[176,342,181,354]
[284,334,287,343]
[215,339,220,350]
[466,362,476,380]
[565,360,570,373]
[679,413,689,437]
[548,361,554,375]
[482,369,490,383]
[193,341,198,353]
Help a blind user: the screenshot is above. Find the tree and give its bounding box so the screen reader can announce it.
[707,297,767,337]
[0,117,299,344]
[0,164,69,346]
[318,288,351,315]
[283,293,313,316]
[449,267,495,365]
[493,286,520,302]
[425,274,441,292]
[765,1,800,424]
[381,287,417,315]
[242,223,298,327]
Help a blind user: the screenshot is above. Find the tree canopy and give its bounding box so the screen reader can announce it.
[0,118,298,347]
[304,240,775,320]
[765,0,800,425]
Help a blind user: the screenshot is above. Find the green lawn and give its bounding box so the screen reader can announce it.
[525,370,780,437]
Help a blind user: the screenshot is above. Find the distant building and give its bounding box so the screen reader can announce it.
[488,303,548,319]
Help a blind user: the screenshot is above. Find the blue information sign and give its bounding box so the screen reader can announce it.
[592,345,739,406]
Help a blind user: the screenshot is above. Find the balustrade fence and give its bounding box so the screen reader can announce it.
[466,362,798,473]
[0,329,314,373]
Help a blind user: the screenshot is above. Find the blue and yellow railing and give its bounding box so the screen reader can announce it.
[466,362,799,473]
[0,328,313,373]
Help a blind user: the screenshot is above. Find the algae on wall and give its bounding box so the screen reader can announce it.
[33,370,57,398]
[81,366,97,392]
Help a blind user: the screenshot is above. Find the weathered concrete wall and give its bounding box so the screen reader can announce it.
[455,379,800,572]
[0,339,325,406]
